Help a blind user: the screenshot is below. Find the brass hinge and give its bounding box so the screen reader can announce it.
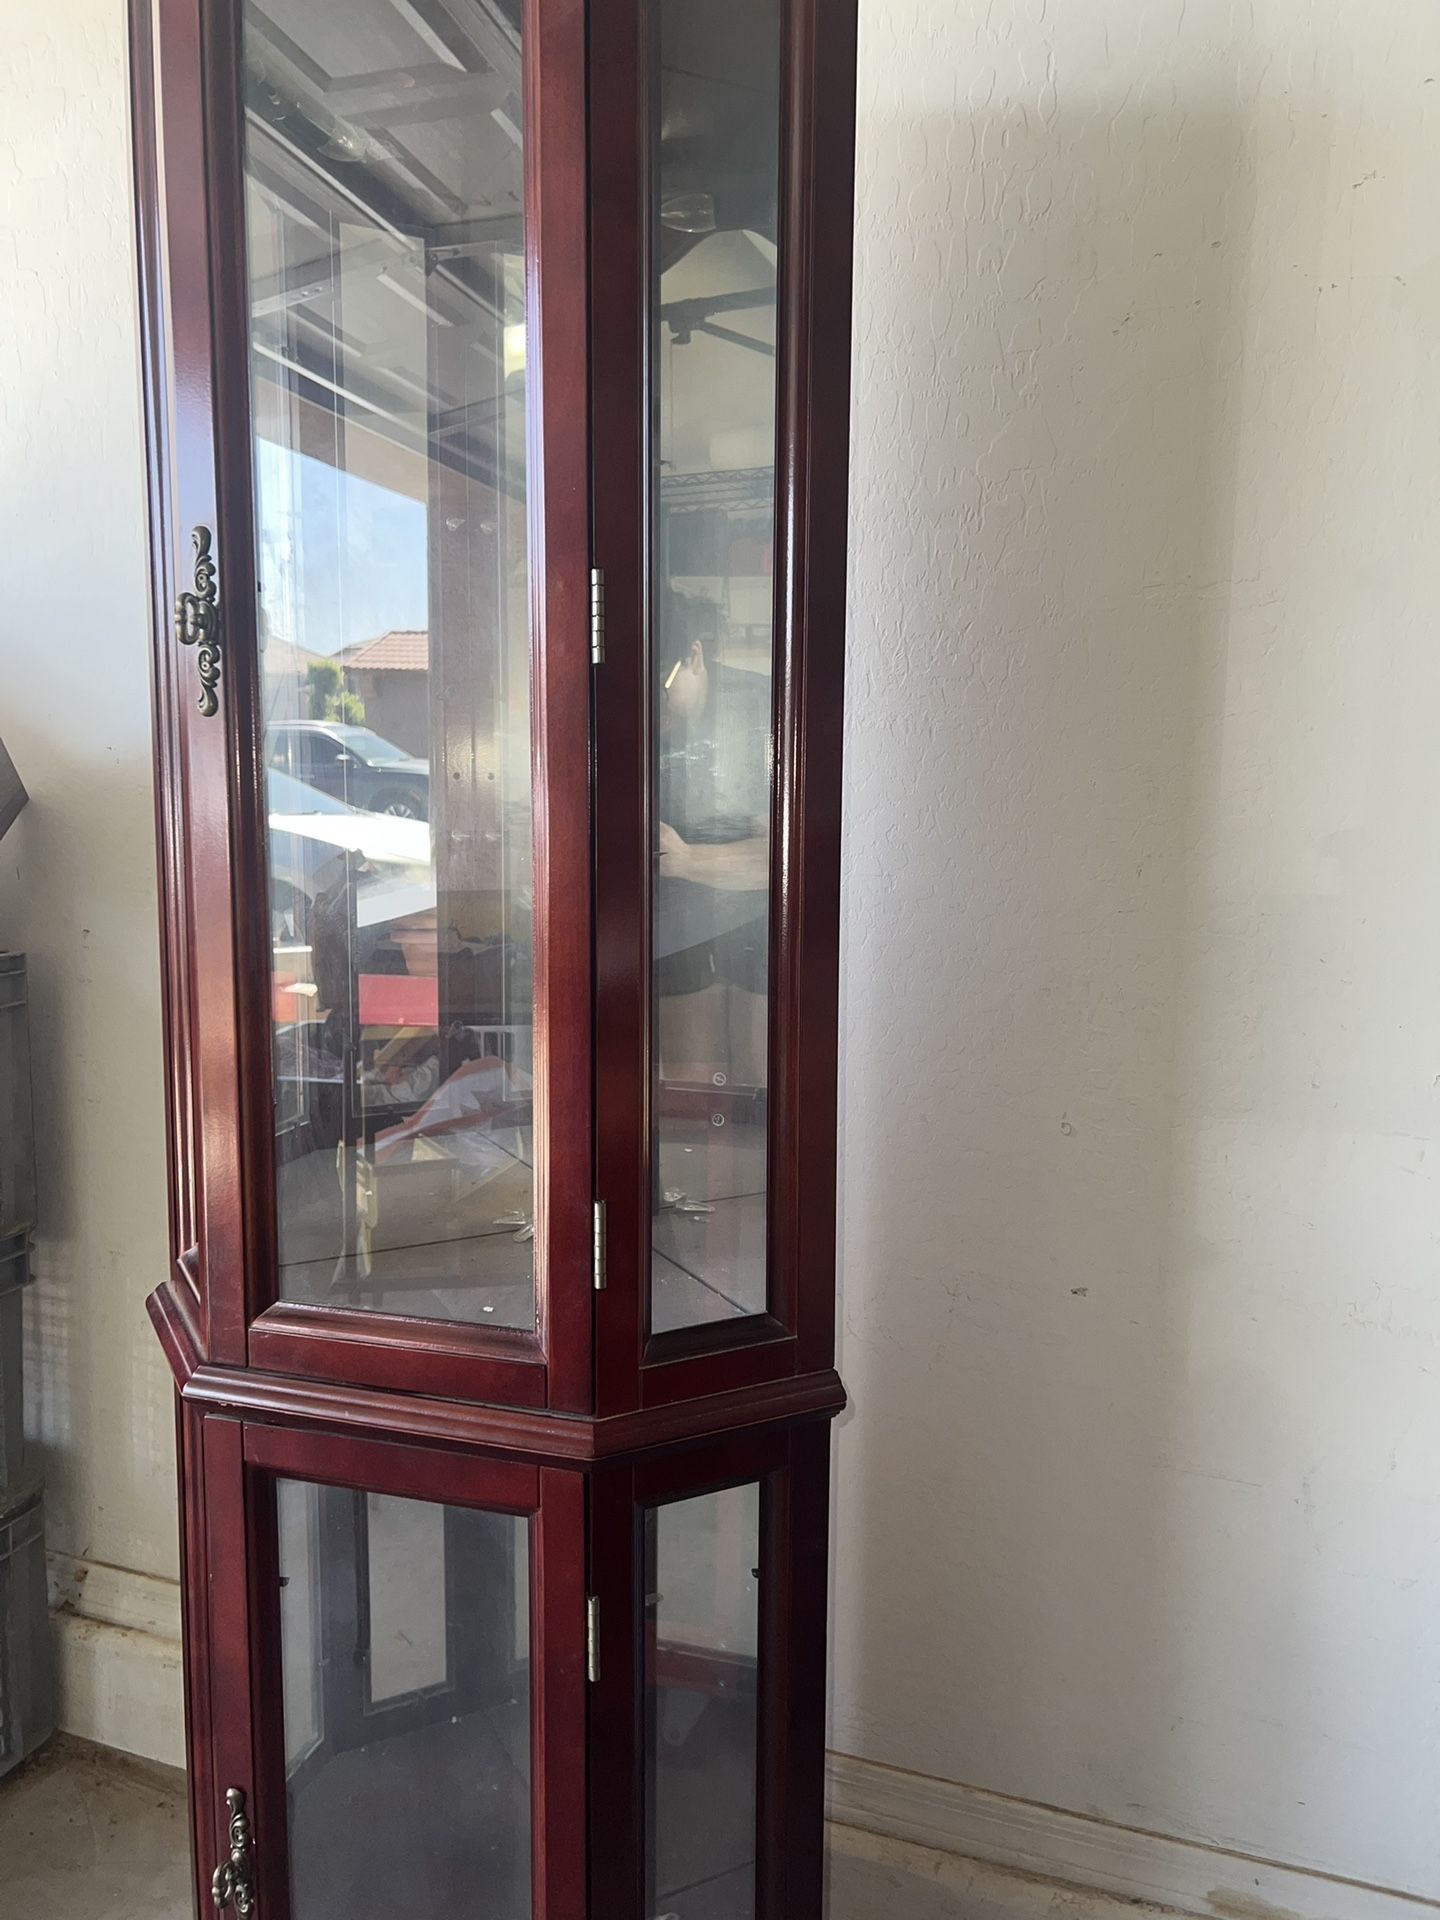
[592,1200,607,1291]
[586,1594,600,1683]
[589,566,605,665]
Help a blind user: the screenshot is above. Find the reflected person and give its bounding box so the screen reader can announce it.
[653,590,769,1092]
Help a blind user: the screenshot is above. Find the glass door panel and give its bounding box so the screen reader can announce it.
[649,0,783,1334]
[644,1482,761,1919]
[277,1477,531,1917]
[241,0,536,1329]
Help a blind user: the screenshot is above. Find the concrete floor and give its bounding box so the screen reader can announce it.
[0,1737,1158,1920]
[0,1738,190,1920]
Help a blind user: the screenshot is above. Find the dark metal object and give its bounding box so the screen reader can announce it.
[0,956,49,1779]
[0,957,37,1241]
[175,526,222,716]
[0,1238,36,1493]
[0,735,27,848]
[0,1481,54,1780]
[210,1787,256,1914]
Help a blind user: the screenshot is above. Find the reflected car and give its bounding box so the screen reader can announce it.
[267,768,434,935]
[265,720,430,820]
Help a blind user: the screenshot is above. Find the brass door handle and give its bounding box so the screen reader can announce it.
[175,525,223,716]
[210,1786,256,1914]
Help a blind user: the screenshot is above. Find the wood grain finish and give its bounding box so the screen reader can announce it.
[524,0,596,1415]
[198,1417,256,1910]
[535,1469,589,1920]
[771,0,859,1375]
[590,0,859,1414]
[152,1274,844,1467]
[589,0,650,1421]
[247,1305,549,1409]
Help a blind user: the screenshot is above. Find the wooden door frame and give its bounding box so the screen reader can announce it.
[586,1419,832,1919]
[131,0,595,1412]
[589,0,859,1417]
[226,1418,587,1920]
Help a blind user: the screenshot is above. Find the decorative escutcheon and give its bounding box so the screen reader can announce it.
[210,1786,256,1915]
[175,525,223,717]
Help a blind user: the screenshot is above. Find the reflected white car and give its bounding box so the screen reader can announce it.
[267,768,434,928]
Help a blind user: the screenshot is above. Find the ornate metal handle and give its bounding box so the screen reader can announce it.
[210,1786,256,1915]
[175,525,223,717]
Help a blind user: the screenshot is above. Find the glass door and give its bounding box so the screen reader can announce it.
[591,0,836,1411]
[648,0,784,1340]
[585,1424,832,1920]
[240,1423,586,1920]
[241,0,537,1334]
[643,1481,762,1918]
[155,0,591,1405]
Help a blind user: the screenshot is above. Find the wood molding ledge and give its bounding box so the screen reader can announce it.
[147,1278,845,1464]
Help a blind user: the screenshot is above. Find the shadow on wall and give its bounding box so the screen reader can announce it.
[831,51,1438,1892]
[9,745,176,1583]
[0,0,178,1593]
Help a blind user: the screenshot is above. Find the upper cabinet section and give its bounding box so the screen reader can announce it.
[591,0,857,1412]
[136,0,855,1421]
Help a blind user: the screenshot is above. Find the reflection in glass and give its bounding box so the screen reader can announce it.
[278,1479,530,1918]
[242,0,535,1327]
[650,0,782,1336]
[645,1483,761,1920]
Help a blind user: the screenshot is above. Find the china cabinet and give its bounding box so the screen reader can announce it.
[130,0,856,1913]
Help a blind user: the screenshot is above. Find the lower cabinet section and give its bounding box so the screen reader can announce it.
[275,1483,532,1919]
[175,1405,832,1920]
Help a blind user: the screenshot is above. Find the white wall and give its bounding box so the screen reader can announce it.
[5,0,1440,1904]
[835,0,1440,1903]
[1,1,177,1592]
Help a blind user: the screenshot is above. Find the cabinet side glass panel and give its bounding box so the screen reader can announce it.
[241,0,536,1328]
[277,1477,531,1917]
[649,0,784,1336]
[644,1482,761,1919]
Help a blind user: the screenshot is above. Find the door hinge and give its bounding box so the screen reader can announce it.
[592,1199,607,1291]
[586,1594,600,1683]
[589,566,605,665]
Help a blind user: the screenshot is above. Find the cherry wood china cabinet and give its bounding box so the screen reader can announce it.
[130,0,856,1913]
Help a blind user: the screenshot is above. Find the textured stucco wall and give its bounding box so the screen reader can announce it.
[834,0,1440,1898]
[0,2,177,1583]
[4,0,1439,1896]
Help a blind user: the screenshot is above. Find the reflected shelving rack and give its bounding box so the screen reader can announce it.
[129,0,857,1913]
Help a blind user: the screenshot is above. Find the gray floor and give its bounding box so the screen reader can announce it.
[0,1738,190,1920]
[0,1737,1149,1920]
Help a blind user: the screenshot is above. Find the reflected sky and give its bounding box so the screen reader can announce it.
[255,438,427,658]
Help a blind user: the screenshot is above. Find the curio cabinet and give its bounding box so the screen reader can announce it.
[129,0,857,1913]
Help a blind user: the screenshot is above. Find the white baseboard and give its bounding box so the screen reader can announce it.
[47,1554,185,1771]
[826,1753,1439,1920]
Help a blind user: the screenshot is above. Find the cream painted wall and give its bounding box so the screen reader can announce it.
[1,2,177,1585]
[835,0,1440,1902]
[4,0,1440,1904]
